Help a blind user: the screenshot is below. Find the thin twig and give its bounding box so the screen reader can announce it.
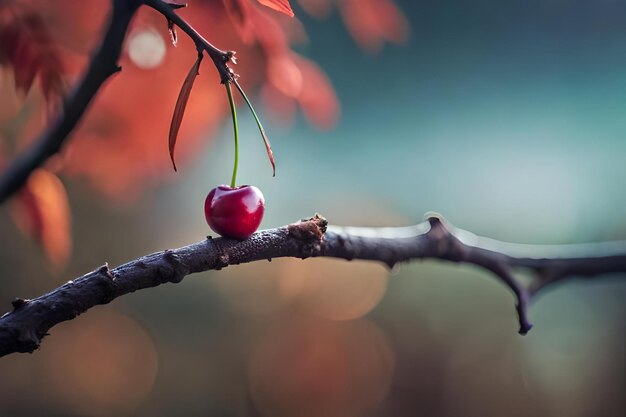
[145,0,235,83]
[1,214,624,357]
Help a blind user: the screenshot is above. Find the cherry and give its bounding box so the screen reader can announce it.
[202,81,272,239]
[204,185,265,240]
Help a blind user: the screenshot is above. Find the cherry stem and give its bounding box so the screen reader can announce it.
[225,81,239,188]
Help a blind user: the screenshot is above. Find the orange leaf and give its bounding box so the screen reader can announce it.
[11,169,72,269]
[169,53,203,171]
[256,0,294,17]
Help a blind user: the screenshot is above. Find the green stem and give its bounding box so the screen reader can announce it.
[225,81,239,188]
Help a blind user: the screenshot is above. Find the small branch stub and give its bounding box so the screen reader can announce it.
[288,214,328,242]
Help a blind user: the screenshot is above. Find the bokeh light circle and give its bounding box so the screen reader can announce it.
[248,315,395,417]
[127,27,166,69]
[42,311,158,416]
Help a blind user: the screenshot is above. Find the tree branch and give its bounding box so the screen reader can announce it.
[0,0,142,204]
[1,214,625,357]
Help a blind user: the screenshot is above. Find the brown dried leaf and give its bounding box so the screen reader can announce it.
[168,54,203,171]
[256,0,295,17]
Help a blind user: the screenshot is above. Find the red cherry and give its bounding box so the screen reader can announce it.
[204,185,265,239]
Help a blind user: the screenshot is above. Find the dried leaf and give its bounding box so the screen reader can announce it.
[169,54,203,171]
[10,169,72,269]
[256,0,294,17]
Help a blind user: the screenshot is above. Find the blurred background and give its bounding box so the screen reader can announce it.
[0,0,624,416]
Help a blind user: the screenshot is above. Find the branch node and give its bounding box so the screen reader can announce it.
[225,50,236,63]
[425,215,467,261]
[288,214,328,242]
[425,213,450,240]
[425,212,444,227]
[215,254,230,270]
[93,263,118,304]
[98,263,115,280]
[163,250,186,283]
[11,298,30,311]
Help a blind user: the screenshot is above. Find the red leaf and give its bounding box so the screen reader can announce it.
[256,0,294,17]
[0,4,66,101]
[247,5,290,55]
[297,0,332,18]
[261,82,297,126]
[10,169,72,269]
[169,54,203,171]
[266,55,302,98]
[223,0,255,43]
[293,54,339,129]
[340,0,408,52]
